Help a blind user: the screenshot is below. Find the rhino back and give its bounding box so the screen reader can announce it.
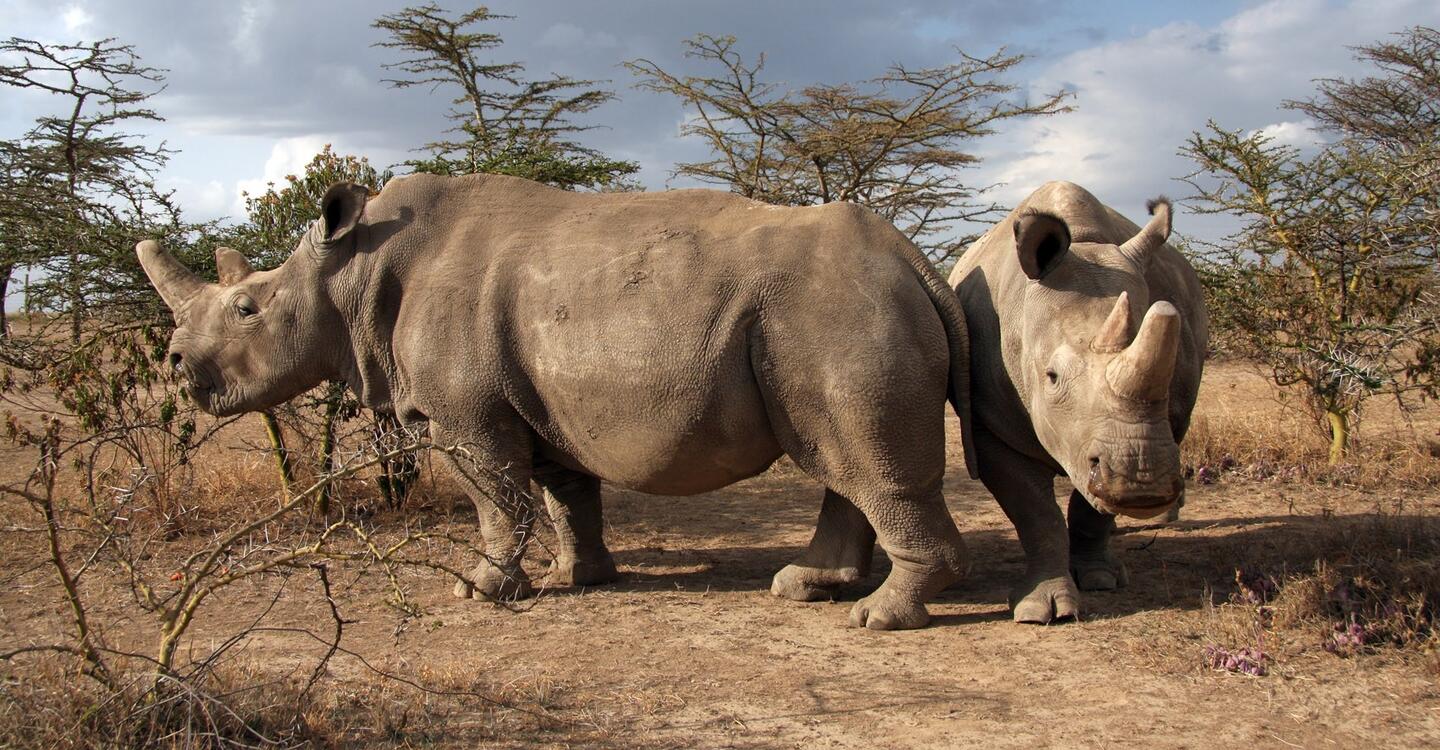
[361,175,946,493]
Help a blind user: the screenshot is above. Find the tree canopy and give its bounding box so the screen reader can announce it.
[1182,26,1440,463]
[626,34,1072,263]
[373,4,638,190]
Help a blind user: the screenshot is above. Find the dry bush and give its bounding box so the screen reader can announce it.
[0,655,621,749]
[1181,362,1440,488]
[0,404,583,748]
[1197,512,1440,677]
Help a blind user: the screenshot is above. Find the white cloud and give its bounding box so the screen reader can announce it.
[232,135,335,215]
[537,22,618,50]
[1250,119,1323,150]
[160,177,230,222]
[61,5,92,33]
[969,0,1440,240]
[231,0,276,67]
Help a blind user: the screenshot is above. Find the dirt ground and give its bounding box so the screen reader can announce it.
[2,362,1438,748]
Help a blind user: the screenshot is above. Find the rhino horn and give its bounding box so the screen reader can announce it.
[215,246,254,285]
[136,240,203,310]
[1118,197,1172,267]
[1106,301,1181,402]
[1091,291,1133,353]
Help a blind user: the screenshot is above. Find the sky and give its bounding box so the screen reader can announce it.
[2,0,1438,253]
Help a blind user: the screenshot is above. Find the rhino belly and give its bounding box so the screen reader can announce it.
[535,373,784,494]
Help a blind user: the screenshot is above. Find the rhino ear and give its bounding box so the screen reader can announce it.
[1117,197,1172,269]
[319,182,368,243]
[1014,210,1071,280]
[215,246,253,285]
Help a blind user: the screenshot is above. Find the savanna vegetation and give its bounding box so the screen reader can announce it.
[0,7,1436,747]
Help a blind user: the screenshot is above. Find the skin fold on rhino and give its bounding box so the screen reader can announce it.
[136,173,981,631]
[948,181,1209,623]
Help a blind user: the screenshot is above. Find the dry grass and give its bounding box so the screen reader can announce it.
[4,359,1440,746]
[0,657,645,749]
[1195,512,1440,678]
[1182,360,1440,488]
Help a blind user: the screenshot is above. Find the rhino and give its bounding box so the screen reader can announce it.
[136,172,979,630]
[947,181,1208,623]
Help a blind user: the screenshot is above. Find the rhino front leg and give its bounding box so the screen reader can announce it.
[1067,490,1129,591]
[433,423,537,602]
[772,489,876,601]
[977,427,1080,624]
[533,461,618,587]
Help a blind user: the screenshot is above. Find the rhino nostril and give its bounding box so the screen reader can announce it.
[168,352,183,372]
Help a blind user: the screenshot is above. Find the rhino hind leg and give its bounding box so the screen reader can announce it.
[534,462,619,587]
[777,419,965,631]
[976,426,1081,624]
[839,487,966,630]
[1067,490,1129,591]
[771,489,876,601]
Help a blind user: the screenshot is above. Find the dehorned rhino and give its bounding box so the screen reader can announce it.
[136,173,979,630]
[948,181,1208,623]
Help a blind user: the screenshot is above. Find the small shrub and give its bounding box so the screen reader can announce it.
[1198,514,1440,676]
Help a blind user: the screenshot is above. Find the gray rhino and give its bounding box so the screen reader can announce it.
[948,181,1208,623]
[137,173,978,630]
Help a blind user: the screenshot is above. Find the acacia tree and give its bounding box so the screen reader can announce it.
[1182,27,1440,463]
[0,37,170,342]
[1286,26,1440,152]
[0,37,215,516]
[373,4,638,189]
[625,35,1071,263]
[0,138,61,339]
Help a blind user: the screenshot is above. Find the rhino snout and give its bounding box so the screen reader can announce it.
[1084,440,1183,518]
[167,345,220,407]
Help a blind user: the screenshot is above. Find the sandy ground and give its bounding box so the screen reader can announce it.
[1,362,1438,748]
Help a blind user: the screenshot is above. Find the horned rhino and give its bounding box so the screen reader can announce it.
[137,172,978,630]
[949,181,1208,623]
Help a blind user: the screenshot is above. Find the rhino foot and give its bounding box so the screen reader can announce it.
[453,559,534,601]
[1010,575,1081,624]
[848,589,931,630]
[546,553,619,587]
[770,564,864,602]
[1070,555,1129,591]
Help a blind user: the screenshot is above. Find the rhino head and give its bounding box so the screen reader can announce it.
[1013,199,1184,518]
[136,183,369,416]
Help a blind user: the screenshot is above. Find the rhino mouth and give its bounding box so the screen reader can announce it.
[1086,478,1183,519]
[179,368,245,416]
[1084,458,1183,517]
[184,380,218,413]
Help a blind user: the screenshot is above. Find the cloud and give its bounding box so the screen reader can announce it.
[231,0,276,67]
[3,0,1437,247]
[537,22,618,51]
[161,177,230,220]
[969,0,1440,240]
[62,5,93,34]
[1251,119,1322,150]
[232,135,336,215]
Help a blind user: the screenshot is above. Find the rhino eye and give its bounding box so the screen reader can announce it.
[1045,369,1059,385]
[234,296,258,318]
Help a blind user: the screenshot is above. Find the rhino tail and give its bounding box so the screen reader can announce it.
[903,248,979,480]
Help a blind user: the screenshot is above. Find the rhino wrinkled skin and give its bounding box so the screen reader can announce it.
[137,173,980,630]
[948,181,1208,623]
